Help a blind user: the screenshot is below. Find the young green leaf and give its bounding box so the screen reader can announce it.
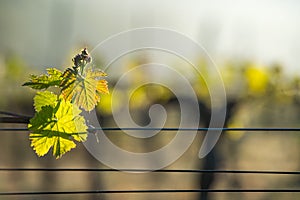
[61,67,109,111]
[23,48,108,158]
[23,68,63,90]
[33,91,57,112]
[28,97,88,158]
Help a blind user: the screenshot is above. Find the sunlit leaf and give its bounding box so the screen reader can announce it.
[33,91,57,112]
[28,97,87,158]
[61,67,109,111]
[22,68,63,89]
[95,79,109,101]
[60,68,77,91]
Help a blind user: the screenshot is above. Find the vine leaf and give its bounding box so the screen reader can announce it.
[22,48,108,158]
[22,68,63,90]
[28,97,87,158]
[34,91,57,112]
[61,67,109,111]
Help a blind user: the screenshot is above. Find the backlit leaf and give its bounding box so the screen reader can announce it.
[33,91,57,112]
[61,67,109,111]
[23,68,63,90]
[28,97,87,158]
[60,68,77,91]
[96,80,109,95]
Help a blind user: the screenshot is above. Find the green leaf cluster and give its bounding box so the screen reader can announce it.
[23,68,63,89]
[23,48,109,158]
[29,93,87,158]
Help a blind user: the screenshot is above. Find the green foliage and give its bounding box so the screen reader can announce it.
[29,97,87,158]
[23,48,109,158]
[61,67,109,111]
[34,91,57,112]
[22,68,63,89]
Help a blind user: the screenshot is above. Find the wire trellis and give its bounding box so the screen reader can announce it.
[0,168,299,174]
[1,111,300,197]
[2,127,300,132]
[0,189,299,196]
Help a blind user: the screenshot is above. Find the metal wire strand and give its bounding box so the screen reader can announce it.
[0,168,299,175]
[0,189,299,196]
[2,127,300,132]
[1,112,299,196]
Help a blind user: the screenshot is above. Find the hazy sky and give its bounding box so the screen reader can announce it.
[0,0,299,73]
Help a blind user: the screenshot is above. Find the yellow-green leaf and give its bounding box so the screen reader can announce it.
[28,98,87,158]
[61,67,109,111]
[34,91,57,112]
[23,68,63,90]
[30,130,76,158]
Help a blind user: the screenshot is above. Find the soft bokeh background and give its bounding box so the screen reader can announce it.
[0,1,299,200]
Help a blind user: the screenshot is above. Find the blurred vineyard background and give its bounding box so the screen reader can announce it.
[0,1,300,200]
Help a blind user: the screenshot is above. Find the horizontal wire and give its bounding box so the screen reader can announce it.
[0,111,31,119]
[0,189,299,195]
[98,127,300,131]
[2,127,300,132]
[0,117,30,124]
[0,128,28,131]
[1,113,298,195]
[1,113,300,132]
[0,168,299,175]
